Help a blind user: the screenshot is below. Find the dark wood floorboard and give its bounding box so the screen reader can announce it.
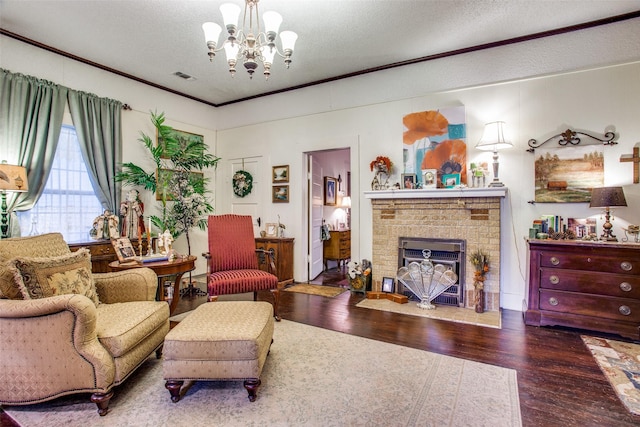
[3,267,639,426]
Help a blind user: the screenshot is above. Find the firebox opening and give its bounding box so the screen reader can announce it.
[398,237,466,307]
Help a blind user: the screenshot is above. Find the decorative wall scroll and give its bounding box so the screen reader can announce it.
[526,128,616,153]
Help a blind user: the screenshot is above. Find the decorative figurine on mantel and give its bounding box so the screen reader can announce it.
[370,156,393,190]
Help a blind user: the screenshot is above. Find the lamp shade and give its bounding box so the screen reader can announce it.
[476,121,513,151]
[589,186,627,208]
[0,164,29,192]
[341,196,351,208]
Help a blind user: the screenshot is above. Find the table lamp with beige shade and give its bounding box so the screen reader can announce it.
[0,162,29,239]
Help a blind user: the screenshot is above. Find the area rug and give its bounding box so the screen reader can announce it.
[285,283,347,298]
[581,335,640,415]
[356,298,501,329]
[4,320,521,427]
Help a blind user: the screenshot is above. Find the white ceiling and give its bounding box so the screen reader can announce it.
[1,0,639,106]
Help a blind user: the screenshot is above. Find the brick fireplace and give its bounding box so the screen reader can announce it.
[364,188,507,311]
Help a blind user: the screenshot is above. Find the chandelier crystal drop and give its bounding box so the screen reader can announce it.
[202,0,298,79]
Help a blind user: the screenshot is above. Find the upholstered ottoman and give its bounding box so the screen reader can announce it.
[163,301,274,403]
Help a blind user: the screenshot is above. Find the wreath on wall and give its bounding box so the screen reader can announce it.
[232,170,253,197]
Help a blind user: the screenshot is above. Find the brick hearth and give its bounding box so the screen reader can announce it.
[365,188,506,311]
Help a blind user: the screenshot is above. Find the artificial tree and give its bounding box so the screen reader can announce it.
[115,111,220,256]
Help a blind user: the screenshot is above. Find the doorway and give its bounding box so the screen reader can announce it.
[305,148,351,282]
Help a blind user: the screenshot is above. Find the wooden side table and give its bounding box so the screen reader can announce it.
[109,255,197,315]
[255,237,294,286]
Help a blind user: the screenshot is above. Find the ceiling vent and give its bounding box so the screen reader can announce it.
[173,71,196,81]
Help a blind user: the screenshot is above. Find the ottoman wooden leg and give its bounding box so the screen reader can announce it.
[165,380,184,403]
[244,378,261,402]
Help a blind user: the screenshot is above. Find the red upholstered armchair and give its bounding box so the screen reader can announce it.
[203,214,281,321]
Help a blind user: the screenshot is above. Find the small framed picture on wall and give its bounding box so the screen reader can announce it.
[272,185,289,203]
[324,176,337,206]
[272,165,289,183]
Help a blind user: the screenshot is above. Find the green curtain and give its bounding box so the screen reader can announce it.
[0,68,67,212]
[68,89,122,213]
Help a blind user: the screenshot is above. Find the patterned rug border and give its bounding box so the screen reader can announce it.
[285,283,347,298]
[356,298,501,329]
[581,335,640,415]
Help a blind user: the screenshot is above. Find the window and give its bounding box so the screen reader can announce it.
[17,125,104,243]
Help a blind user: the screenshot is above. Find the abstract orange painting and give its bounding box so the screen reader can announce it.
[402,107,467,187]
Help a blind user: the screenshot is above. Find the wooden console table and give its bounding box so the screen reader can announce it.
[255,237,294,286]
[525,239,640,339]
[109,255,196,315]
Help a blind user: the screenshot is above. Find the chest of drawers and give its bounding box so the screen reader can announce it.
[525,239,640,339]
[323,230,350,270]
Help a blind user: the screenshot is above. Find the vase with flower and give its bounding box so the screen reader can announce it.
[470,249,490,313]
[347,259,372,294]
[369,156,393,190]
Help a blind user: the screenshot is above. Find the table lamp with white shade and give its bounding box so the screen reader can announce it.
[475,121,513,187]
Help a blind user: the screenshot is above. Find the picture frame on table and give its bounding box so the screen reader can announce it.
[265,223,278,237]
[381,277,395,293]
[442,173,460,188]
[272,185,289,203]
[111,237,137,263]
[401,173,416,189]
[272,165,289,183]
[324,176,337,206]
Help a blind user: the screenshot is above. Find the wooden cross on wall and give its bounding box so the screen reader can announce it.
[620,146,640,184]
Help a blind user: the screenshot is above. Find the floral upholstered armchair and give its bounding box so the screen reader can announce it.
[0,233,169,416]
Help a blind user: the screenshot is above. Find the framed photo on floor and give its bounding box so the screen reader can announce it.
[382,276,395,293]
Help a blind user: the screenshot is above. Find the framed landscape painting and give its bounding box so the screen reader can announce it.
[534,145,604,203]
[272,165,289,183]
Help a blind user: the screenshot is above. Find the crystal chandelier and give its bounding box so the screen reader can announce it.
[202,0,298,79]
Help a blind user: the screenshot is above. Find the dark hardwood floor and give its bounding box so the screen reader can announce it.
[3,267,639,426]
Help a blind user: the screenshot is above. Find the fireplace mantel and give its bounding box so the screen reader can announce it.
[364,187,507,200]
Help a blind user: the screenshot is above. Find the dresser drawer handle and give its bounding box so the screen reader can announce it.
[620,282,632,292]
[620,261,632,272]
[550,257,560,266]
[549,297,559,306]
[619,305,631,316]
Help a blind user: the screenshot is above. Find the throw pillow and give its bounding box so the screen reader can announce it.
[11,249,100,306]
[0,261,23,300]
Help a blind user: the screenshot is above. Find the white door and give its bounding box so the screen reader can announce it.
[308,154,324,280]
[229,157,263,234]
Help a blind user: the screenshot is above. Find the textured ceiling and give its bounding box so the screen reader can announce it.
[1,0,639,106]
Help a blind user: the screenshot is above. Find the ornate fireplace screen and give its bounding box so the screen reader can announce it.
[397,251,458,310]
[397,238,465,307]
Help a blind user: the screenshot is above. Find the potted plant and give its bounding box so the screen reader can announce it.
[115,112,220,255]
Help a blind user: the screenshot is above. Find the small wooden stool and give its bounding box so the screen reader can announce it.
[163,301,274,402]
